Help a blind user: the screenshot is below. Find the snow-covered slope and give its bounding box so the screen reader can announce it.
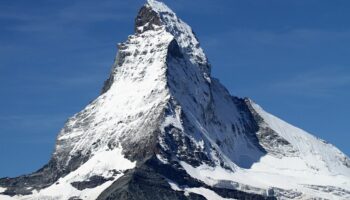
[1,0,349,200]
[250,100,350,177]
[179,99,350,199]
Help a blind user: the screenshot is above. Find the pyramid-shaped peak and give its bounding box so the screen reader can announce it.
[146,0,174,14]
[1,1,349,199]
[135,0,178,34]
[136,0,211,76]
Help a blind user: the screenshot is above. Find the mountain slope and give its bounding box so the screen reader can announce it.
[1,0,349,199]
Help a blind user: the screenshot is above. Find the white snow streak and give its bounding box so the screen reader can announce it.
[0,187,6,193]
[179,102,350,199]
[168,181,236,200]
[0,147,135,200]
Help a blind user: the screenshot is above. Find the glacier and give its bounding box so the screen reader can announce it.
[0,0,349,199]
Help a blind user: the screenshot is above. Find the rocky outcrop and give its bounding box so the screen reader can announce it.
[1,1,349,200]
[97,157,270,200]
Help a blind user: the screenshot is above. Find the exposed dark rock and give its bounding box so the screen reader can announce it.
[121,129,160,162]
[1,1,348,200]
[167,39,184,59]
[97,156,270,200]
[162,123,212,168]
[96,161,203,200]
[244,98,298,157]
[101,74,114,94]
[0,159,62,196]
[305,185,350,197]
[135,5,162,34]
[71,176,115,191]
[0,149,92,196]
[68,197,83,200]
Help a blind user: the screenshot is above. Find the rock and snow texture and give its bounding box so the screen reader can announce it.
[178,99,350,199]
[1,0,349,200]
[1,148,135,200]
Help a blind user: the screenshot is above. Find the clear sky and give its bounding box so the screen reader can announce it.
[0,0,349,177]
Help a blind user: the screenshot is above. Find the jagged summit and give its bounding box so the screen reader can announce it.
[137,0,210,74]
[1,1,349,200]
[102,0,210,95]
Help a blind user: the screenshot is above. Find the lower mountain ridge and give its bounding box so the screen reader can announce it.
[1,1,349,199]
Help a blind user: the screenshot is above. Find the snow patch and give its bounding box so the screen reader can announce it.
[0,195,13,200]
[156,154,168,164]
[168,180,236,200]
[186,187,236,200]
[168,180,182,191]
[180,154,350,199]
[0,187,6,193]
[1,1,349,200]
[250,101,350,177]
[2,147,135,200]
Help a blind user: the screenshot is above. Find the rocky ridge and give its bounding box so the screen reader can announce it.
[0,1,349,199]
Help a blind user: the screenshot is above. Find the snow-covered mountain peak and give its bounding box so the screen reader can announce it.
[146,0,173,14]
[102,0,211,94]
[136,0,210,76]
[1,1,349,200]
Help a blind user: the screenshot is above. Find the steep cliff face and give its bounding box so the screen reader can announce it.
[1,1,349,200]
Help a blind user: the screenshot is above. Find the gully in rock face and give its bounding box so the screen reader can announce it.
[0,1,349,200]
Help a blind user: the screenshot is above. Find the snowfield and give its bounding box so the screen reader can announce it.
[178,101,350,199]
[0,147,135,200]
[0,187,6,193]
[251,101,350,177]
[1,0,349,200]
[168,181,237,200]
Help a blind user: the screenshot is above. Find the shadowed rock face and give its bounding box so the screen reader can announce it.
[0,153,90,196]
[71,175,116,191]
[97,157,270,200]
[1,1,349,200]
[103,1,184,95]
[244,99,298,158]
[102,3,163,95]
[135,5,162,34]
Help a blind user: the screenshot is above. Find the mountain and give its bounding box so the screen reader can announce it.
[1,0,349,199]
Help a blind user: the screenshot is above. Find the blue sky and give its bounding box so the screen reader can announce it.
[0,0,349,177]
